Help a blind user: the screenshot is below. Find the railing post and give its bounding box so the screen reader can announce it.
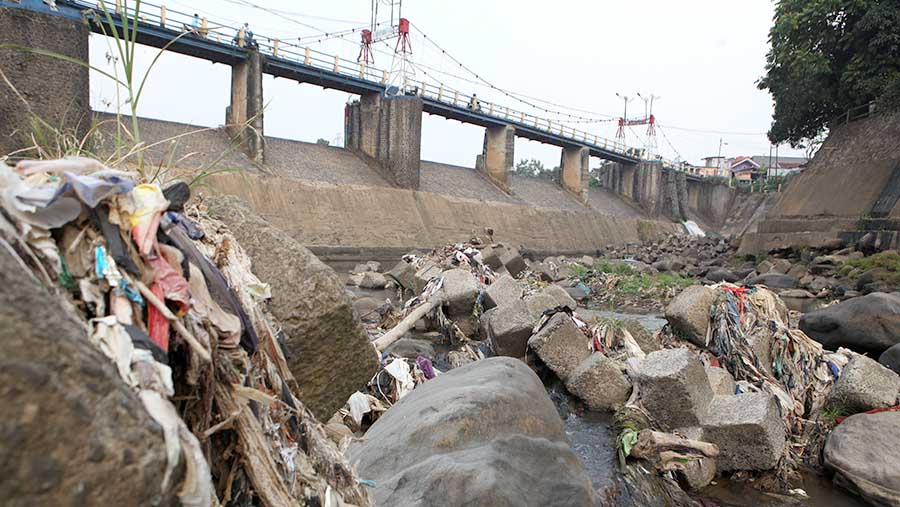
[420,82,427,97]
[453,90,459,105]
[273,38,279,57]
[504,106,509,119]
[160,5,167,27]
[359,62,366,78]
[593,135,598,145]
[533,116,537,127]
[381,70,387,84]
[304,47,311,65]
[437,85,443,101]
[115,0,122,15]
[488,103,494,115]
[333,54,340,73]
[200,17,208,38]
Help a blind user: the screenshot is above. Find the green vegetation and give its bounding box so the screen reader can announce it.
[618,272,694,296]
[845,251,900,286]
[513,158,559,180]
[759,1,900,147]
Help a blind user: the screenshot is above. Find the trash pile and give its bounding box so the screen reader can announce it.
[706,283,848,479]
[0,158,369,506]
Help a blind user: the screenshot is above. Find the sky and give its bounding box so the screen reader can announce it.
[88,0,806,170]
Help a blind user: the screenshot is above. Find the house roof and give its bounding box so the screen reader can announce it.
[730,157,760,172]
[750,155,808,169]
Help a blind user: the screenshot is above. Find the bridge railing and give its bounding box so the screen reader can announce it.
[69,0,639,159]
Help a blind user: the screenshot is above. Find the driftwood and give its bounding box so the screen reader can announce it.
[630,430,719,473]
[373,296,444,352]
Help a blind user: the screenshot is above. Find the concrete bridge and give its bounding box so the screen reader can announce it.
[0,0,679,205]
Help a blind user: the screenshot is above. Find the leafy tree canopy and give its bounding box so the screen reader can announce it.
[759,0,900,147]
[513,158,558,180]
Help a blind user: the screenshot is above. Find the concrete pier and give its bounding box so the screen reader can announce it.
[561,146,590,204]
[346,93,422,189]
[226,50,265,163]
[477,125,515,190]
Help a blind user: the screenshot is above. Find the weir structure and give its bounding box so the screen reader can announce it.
[0,0,668,207]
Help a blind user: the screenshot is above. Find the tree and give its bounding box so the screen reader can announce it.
[759,1,900,147]
[513,158,558,180]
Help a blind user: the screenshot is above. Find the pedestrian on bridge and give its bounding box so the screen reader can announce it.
[468,94,482,112]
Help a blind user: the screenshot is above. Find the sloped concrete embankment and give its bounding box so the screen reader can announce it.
[741,109,900,254]
[202,172,680,261]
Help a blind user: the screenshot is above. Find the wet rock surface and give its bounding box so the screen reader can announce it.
[825,412,900,507]
[800,292,900,356]
[0,243,170,506]
[348,357,598,507]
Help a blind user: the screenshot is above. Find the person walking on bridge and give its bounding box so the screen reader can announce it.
[468,94,482,112]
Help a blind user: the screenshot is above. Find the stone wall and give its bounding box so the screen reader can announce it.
[0,7,90,158]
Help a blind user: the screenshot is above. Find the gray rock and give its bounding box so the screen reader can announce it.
[636,348,713,429]
[440,268,480,317]
[484,274,524,310]
[622,319,662,353]
[541,284,578,311]
[806,276,835,293]
[527,313,592,382]
[779,289,816,299]
[652,257,686,272]
[481,244,506,270]
[827,354,900,412]
[564,284,590,303]
[500,247,528,278]
[352,262,373,273]
[579,255,594,267]
[665,285,717,347]
[770,258,793,274]
[207,195,378,419]
[565,353,632,410]
[787,263,809,280]
[0,245,171,506]
[825,412,900,507]
[414,262,443,294]
[387,260,416,290]
[365,260,382,272]
[705,365,736,396]
[524,293,561,320]
[668,427,717,491]
[489,300,536,357]
[348,357,598,507]
[747,273,799,289]
[353,296,385,322]
[705,268,739,283]
[880,343,900,375]
[756,260,774,273]
[702,393,786,472]
[358,271,388,289]
[533,261,564,282]
[384,338,436,360]
[800,292,900,356]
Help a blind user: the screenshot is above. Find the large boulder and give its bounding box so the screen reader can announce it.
[636,348,714,429]
[665,285,717,347]
[348,357,597,506]
[827,355,900,413]
[527,313,592,382]
[800,292,900,356]
[881,343,900,375]
[206,195,378,419]
[825,412,900,507]
[0,247,171,505]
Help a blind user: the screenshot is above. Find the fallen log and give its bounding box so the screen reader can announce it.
[372,296,444,352]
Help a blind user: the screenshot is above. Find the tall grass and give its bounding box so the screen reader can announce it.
[1,0,255,184]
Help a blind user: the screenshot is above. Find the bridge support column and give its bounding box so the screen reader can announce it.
[560,146,590,204]
[0,5,90,158]
[226,49,265,164]
[346,93,421,189]
[476,125,514,190]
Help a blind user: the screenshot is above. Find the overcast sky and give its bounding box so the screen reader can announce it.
[88,0,806,169]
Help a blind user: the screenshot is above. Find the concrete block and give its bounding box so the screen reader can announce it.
[387,260,416,290]
[636,348,713,429]
[481,244,507,270]
[484,274,524,310]
[541,284,578,310]
[828,354,900,412]
[565,353,632,410]
[440,268,480,317]
[489,300,535,358]
[413,262,442,293]
[500,247,527,277]
[524,293,558,320]
[702,393,786,472]
[705,365,736,395]
[528,313,592,382]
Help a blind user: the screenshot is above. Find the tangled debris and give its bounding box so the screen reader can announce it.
[0,158,369,506]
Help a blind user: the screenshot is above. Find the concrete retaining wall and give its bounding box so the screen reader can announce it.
[201,172,680,261]
[741,109,900,254]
